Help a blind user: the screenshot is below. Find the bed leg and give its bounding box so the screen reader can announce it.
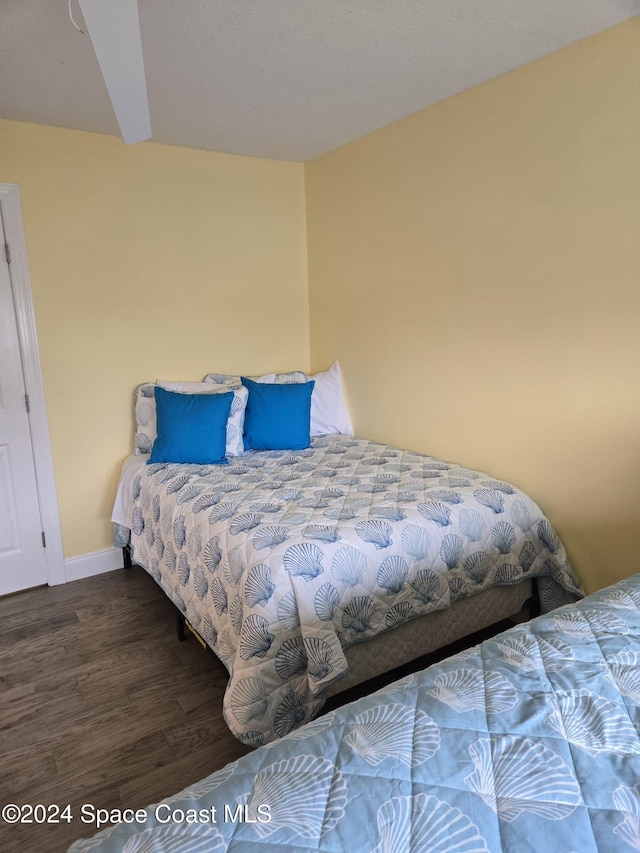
[176,612,186,642]
[528,587,542,620]
[123,544,133,569]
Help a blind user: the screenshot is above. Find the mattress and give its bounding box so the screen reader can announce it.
[113,434,581,743]
[69,573,640,853]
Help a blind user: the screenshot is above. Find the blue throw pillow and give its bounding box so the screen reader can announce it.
[241,377,315,451]
[148,387,233,464]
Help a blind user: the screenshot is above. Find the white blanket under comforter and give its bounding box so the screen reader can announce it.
[118,435,581,743]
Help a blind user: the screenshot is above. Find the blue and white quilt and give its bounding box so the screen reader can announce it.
[118,435,581,744]
[70,574,640,852]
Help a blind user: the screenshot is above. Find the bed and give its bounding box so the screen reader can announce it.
[112,368,581,745]
[69,573,640,852]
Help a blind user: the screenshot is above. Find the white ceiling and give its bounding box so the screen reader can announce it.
[1,1,638,162]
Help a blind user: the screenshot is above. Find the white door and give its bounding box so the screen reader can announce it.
[0,212,47,594]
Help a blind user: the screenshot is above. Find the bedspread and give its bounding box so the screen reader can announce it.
[119,435,581,743]
[70,574,640,852]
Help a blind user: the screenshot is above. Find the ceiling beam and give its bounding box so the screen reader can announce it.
[78,0,151,145]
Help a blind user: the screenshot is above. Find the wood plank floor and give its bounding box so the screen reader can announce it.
[0,565,516,853]
[0,567,252,853]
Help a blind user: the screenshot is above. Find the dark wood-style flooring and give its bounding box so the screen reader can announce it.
[0,566,252,853]
[0,565,516,853]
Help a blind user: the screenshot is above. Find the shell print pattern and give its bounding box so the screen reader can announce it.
[229,512,263,535]
[496,633,542,672]
[173,515,187,549]
[385,601,415,628]
[519,541,536,571]
[343,703,441,767]
[510,499,532,532]
[200,613,217,647]
[481,479,515,494]
[192,566,208,601]
[373,794,490,853]
[274,693,308,738]
[276,590,300,631]
[410,569,443,605]
[203,536,222,573]
[465,736,582,821]
[459,508,486,542]
[177,554,190,586]
[429,488,463,504]
[229,595,243,635]
[491,521,516,554]
[537,635,575,672]
[302,524,341,543]
[125,433,582,745]
[314,582,341,621]
[239,615,274,660]
[370,504,406,522]
[164,542,176,572]
[497,632,574,674]
[237,755,348,839]
[440,534,464,570]
[210,577,227,616]
[332,546,366,587]
[401,524,430,561]
[223,547,246,586]
[544,689,640,756]
[230,677,270,725]
[303,636,334,681]
[131,507,144,537]
[449,576,469,600]
[473,489,504,514]
[355,520,393,549]
[342,595,376,634]
[244,563,276,608]
[548,612,592,639]
[612,784,640,852]
[166,475,190,495]
[192,492,221,514]
[208,501,239,523]
[275,637,307,680]
[187,527,202,559]
[283,542,324,582]
[464,552,491,586]
[252,525,289,550]
[427,667,518,714]
[417,502,452,527]
[377,555,409,594]
[537,519,560,554]
[176,483,207,505]
[604,652,640,703]
[250,501,282,513]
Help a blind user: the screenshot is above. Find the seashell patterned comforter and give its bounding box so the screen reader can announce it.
[70,574,640,852]
[119,434,582,744]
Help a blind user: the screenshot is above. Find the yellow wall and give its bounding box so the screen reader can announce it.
[2,21,639,592]
[0,120,309,557]
[306,20,640,595]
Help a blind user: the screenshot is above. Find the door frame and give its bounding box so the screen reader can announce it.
[0,184,65,586]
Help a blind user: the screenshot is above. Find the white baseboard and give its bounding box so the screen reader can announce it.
[65,546,125,583]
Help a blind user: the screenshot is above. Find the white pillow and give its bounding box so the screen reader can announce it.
[310,362,353,436]
[202,371,306,385]
[157,380,221,394]
[133,381,248,457]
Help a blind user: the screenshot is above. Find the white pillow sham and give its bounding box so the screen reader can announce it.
[203,371,307,386]
[133,381,248,457]
[310,362,353,437]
